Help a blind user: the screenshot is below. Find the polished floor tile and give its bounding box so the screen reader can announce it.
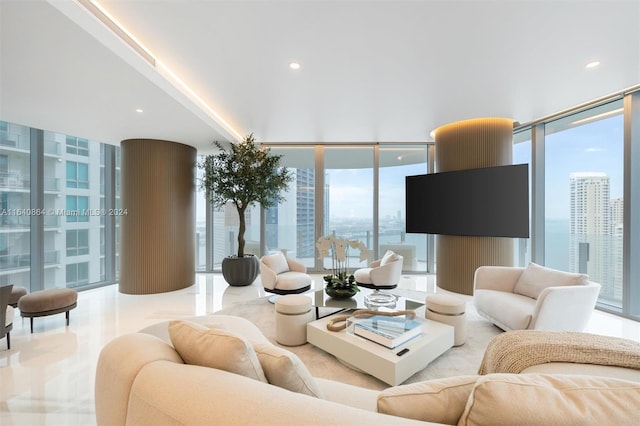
[1,273,638,425]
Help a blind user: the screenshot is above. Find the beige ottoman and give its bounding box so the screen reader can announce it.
[425,293,467,346]
[275,294,313,346]
[18,288,78,333]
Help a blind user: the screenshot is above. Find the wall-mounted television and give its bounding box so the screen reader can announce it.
[405,164,529,238]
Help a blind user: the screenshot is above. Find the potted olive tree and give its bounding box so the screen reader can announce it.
[199,134,293,286]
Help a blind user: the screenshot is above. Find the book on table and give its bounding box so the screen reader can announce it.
[352,315,423,348]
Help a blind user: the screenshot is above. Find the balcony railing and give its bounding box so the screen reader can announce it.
[0,131,26,150]
[0,172,29,190]
[0,250,60,270]
[44,140,61,156]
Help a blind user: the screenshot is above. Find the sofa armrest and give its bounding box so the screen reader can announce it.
[473,266,523,293]
[530,282,601,331]
[260,260,277,290]
[286,257,307,273]
[95,333,183,426]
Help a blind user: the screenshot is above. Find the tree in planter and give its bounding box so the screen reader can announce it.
[199,133,293,259]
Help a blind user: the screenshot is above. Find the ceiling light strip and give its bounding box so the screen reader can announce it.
[155,61,243,141]
[76,0,156,67]
[75,0,242,141]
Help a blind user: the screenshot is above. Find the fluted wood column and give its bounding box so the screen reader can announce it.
[120,139,196,294]
[434,117,513,295]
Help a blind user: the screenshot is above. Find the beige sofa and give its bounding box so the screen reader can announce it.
[95,315,640,425]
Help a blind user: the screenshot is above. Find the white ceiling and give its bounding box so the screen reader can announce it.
[1,0,639,153]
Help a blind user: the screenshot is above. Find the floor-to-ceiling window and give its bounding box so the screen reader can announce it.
[0,121,30,289]
[513,129,532,266]
[42,132,105,289]
[0,120,120,292]
[323,146,374,271]
[544,100,624,309]
[379,145,428,272]
[202,143,431,274]
[263,146,316,268]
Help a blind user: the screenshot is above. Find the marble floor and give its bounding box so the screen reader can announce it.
[1,273,639,426]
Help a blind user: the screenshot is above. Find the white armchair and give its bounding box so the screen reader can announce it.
[473,263,601,332]
[260,252,312,295]
[354,250,404,306]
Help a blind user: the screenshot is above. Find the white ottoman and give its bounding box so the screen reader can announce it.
[425,293,467,346]
[275,294,313,346]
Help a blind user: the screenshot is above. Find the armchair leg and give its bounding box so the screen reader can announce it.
[6,332,9,350]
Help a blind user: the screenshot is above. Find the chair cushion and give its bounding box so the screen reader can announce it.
[274,271,312,291]
[262,252,290,275]
[380,250,399,266]
[377,375,479,424]
[168,320,267,383]
[253,342,324,398]
[513,262,588,299]
[458,374,640,425]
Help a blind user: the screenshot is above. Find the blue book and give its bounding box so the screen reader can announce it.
[353,315,423,348]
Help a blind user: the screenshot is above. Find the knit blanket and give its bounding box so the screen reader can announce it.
[478,330,640,375]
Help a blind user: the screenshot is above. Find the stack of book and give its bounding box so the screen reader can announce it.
[352,315,423,348]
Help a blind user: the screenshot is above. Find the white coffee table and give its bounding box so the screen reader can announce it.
[306,305,454,386]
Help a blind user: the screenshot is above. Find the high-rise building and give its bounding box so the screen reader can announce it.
[569,172,615,299]
[0,121,111,290]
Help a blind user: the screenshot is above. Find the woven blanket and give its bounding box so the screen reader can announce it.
[478,330,640,375]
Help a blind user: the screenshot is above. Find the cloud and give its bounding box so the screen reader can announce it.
[585,147,607,152]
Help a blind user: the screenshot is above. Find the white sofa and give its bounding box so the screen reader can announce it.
[95,315,640,425]
[474,263,601,332]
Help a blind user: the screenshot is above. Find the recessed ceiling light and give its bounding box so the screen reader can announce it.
[289,62,301,70]
[585,61,600,69]
[135,108,144,113]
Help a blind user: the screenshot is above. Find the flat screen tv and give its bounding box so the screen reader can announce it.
[405,164,529,238]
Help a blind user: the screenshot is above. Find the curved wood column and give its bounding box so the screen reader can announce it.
[120,139,196,294]
[434,117,513,295]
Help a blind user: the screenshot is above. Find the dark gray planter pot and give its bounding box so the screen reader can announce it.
[221,255,259,286]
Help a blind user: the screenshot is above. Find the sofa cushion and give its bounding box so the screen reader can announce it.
[168,320,267,383]
[458,374,640,425]
[513,262,588,299]
[262,252,290,274]
[253,342,324,398]
[377,375,478,424]
[474,289,535,331]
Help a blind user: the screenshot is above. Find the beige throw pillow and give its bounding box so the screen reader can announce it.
[253,342,324,398]
[513,262,588,299]
[380,250,399,266]
[458,374,640,425]
[262,252,290,274]
[168,320,267,383]
[377,375,479,424]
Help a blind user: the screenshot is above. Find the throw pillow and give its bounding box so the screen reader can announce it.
[513,262,588,299]
[168,320,267,382]
[262,252,290,275]
[377,375,479,424]
[380,250,399,266]
[253,342,324,398]
[459,374,640,425]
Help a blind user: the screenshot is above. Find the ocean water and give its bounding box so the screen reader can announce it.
[545,218,570,271]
